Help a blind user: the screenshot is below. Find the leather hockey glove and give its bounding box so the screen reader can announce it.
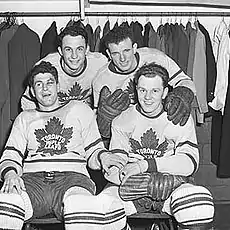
[97,86,130,139]
[164,86,194,126]
[119,172,190,202]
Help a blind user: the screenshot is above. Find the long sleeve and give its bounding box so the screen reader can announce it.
[0,113,27,178]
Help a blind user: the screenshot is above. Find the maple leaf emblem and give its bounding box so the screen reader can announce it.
[58,82,90,103]
[130,128,168,159]
[125,79,138,104]
[35,117,73,156]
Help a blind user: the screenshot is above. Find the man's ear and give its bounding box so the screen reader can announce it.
[30,87,35,98]
[106,49,111,60]
[58,46,63,56]
[57,82,60,92]
[162,87,169,99]
[85,45,90,55]
[133,43,138,54]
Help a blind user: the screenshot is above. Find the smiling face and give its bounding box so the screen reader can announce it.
[137,75,168,117]
[31,73,60,111]
[59,35,88,75]
[107,38,137,73]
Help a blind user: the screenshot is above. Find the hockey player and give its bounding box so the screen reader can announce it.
[107,62,214,230]
[0,61,128,230]
[21,25,108,110]
[93,24,195,143]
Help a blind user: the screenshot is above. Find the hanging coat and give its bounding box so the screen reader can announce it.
[100,20,110,57]
[192,21,208,123]
[198,21,217,105]
[0,25,18,152]
[130,21,144,48]
[85,23,94,52]
[186,21,197,79]
[41,21,58,58]
[8,23,40,121]
[217,57,230,177]
[93,25,101,52]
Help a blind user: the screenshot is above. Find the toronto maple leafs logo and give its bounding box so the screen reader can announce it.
[125,79,138,104]
[130,128,168,159]
[35,117,73,156]
[58,82,90,103]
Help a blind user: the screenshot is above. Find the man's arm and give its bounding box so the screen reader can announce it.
[0,114,26,179]
[79,104,126,174]
[146,116,199,177]
[157,50,196,126]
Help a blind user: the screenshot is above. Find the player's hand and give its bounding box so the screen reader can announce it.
[1,170,26,194]
[99,152,127,176]
[120,160,148,185]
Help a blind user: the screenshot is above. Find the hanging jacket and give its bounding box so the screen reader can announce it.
[209,25,230,113]
[192,21,208,122]
[85,23,94,52]
[8,23,41,121]
[131,21,144,48]
[198,21,217,112]
[93,25,101,52]
[186,21,197,79]
[0,25,18,152]
[100,20,110,57]
[217,57,230,178]
[41,21,58,58]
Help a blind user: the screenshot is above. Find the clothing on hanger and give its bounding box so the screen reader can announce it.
[8,23,41,120]
[41,21,58,58]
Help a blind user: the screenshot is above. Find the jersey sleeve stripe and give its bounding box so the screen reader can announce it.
[169,69,183,81]
[3,146,24,159]
[84,138,103,152]
[176,141,198,149]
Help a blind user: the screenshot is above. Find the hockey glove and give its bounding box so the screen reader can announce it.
[97,86,130,139]
[164,86,194,126]
[119,172,190,202]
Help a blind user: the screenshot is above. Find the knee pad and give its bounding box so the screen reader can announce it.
[64,193,126,230]
[170,184,214,229]
[0,193,26,230]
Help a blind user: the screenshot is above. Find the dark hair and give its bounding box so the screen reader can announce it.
[103,24,134,49]
[28,61,58,87]
[57,25,88,47]
[134,62,169,88]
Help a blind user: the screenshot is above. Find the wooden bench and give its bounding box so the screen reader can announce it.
[23,212,177,230]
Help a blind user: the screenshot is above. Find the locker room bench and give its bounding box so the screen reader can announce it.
[23,211,177,230]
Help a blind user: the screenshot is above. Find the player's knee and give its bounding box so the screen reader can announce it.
[170,184,214,229]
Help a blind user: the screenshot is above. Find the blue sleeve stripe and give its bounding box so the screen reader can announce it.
[184,153,198,175]
[84,138,103,152]
[0,159,22,167]
[110,149,128,156]
[176,141,198,149]
[169,69,183,81]
[4,146,24,159]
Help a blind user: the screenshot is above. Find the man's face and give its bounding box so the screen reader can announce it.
[137,75,168,116]
[59,35,88,75]
[32,73,60,111]
[107,38,137,73]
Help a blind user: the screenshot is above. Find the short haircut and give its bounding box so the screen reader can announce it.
[28,61,58,87]
[134,62,169,88]
[57,25,88,47]
[103,24,134,49]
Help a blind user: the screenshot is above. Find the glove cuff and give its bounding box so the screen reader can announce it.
[174,86,194,104]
